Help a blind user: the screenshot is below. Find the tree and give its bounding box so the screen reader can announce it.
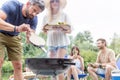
[20,32,46,58]
[109,33,120,55]
[73,30,94,50]
[83,31,93,43]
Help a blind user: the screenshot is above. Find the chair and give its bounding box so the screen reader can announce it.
[71,73,88,80]
[97,73,105,78]
[116,57,120,70]
[70,66,89,80]
[97,54,120,79]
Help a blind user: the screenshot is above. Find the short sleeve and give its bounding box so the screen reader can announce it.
[0,0,17,18]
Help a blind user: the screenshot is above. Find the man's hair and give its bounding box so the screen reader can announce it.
[97,38,107,46]
[29,0,45,11]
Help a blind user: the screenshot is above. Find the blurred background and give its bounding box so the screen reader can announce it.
[1,0,120,79]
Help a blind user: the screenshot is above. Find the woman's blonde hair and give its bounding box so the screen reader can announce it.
[44,0,67,22]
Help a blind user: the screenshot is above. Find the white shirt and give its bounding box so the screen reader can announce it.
[42,12,72,47]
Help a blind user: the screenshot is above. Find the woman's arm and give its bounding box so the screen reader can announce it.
[78,56,84,71]
[81,57,84,71]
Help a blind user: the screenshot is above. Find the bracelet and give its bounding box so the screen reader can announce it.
[99,64,102,68]
[14,26,16,32]
[14,26,19,32]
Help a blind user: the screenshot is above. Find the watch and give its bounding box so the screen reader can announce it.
[14,26,16,32]
[99,64,102,68]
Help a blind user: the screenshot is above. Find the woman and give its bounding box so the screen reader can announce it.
[43,0,72,58]
[42,0,72,80]
[67,46,84,80]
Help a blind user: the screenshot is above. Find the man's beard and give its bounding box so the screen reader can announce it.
[25,9,34,19]
[98,46,104,50]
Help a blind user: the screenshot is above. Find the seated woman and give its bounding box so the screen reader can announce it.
[67,46,84,80]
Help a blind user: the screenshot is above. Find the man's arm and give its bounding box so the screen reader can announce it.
[96,52,100,63]
[0,10,30,32]
[0,10,15,31]
[88,53,100,68]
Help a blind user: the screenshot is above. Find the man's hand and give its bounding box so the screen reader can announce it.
[88,63,100,68]
[26,29,35,43]
[93,63,100,68]
[16,23,34,43]
[16,24,31,32]
[88,63,94,67]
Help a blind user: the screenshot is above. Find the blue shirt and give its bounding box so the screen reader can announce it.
[0,0,38,36]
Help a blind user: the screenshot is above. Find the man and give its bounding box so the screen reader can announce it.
[0,0,45,80]
[87,38,117,80]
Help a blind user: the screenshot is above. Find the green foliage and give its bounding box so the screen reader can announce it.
[81,50,97,67]
[39,32,47,40]
[20,32,46,58]
[72,30,95,52]
[2,61,13,72]
[74,30,93,44]
[109,33,120,55]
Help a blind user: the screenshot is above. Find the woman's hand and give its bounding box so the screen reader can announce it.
[73,55,77,59]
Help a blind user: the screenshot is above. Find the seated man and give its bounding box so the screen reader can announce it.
[87,38,117,80]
